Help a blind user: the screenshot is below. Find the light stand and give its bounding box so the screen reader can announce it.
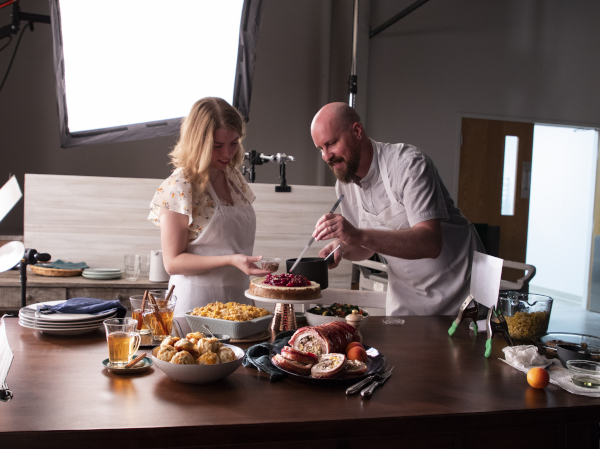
[18,249,51,308]
[0,0,50,41]
[242,152,295,192]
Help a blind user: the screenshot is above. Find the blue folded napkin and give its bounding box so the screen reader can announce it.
[40,260,89,270]
[242,330,295,382]
[36,297,127,318]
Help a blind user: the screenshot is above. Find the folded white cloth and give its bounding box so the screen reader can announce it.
[501,345,600,398]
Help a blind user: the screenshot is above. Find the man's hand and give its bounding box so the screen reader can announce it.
[318,240,343,269]
[230,255,272,276]
[312,213,362,247]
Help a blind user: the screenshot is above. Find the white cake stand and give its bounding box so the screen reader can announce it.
[244,290,323,331]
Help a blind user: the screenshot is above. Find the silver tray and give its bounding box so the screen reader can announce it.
[535,332,600,359]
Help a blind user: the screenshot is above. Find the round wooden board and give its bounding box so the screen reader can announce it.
[31,265,83,277]
[230,330,271,343]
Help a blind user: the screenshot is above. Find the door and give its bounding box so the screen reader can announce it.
[458,118,533,281]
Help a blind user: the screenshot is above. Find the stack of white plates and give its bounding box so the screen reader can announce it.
[82,268,123,280]
[18,300,117,335]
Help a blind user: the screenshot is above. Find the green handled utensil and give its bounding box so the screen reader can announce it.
[485,306,514,357]
[448,294,478,336]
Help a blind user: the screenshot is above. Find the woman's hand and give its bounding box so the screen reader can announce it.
[230,255,272,276]
[318,240,344,269]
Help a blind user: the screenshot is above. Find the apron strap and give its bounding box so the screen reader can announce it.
[206,182,222,208]
[377,143,399,205]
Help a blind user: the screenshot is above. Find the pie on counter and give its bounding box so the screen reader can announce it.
[249,273,321,300]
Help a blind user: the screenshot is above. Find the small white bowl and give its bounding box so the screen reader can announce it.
[305,308,370,327]
[151,344,244,384]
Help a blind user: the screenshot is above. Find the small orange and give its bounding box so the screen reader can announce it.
[346,346,368,362]
[527,367,550,389]
[346,342,364,353]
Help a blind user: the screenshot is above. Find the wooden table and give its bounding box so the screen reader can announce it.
[1,316,599,449]
[0,270,168,312]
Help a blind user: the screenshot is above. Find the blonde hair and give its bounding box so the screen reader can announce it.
[169,97,246,193]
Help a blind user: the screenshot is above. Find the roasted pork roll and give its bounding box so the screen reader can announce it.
[345,359,368,377]
[271,353,312,376]
[289,321,360,356]
[280,346,318,365]
[311,353,347,378]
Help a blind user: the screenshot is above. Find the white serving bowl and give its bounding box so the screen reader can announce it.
[305,308,370,327]
[151,344,245,384]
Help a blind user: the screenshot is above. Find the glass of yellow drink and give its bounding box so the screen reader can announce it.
[103,318,141,367]
[143,300,176,342]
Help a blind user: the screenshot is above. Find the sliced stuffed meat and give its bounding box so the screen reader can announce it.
[281,346,318,365]
[344,359,368,377]
[311,353,347,378]
[271,353,312,376]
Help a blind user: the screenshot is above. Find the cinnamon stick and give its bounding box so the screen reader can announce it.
[125,352,147,369]
[136,290,148,331]
[165,285,175,302]
[148,293,168,336]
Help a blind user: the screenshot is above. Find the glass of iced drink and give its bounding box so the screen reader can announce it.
[143,300,176,342]
[129,295,152,334]
[103,318,141,367]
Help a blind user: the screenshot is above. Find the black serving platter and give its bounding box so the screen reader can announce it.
[270,340,386,386]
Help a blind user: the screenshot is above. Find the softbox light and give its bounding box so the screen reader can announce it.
[50,0,263,148]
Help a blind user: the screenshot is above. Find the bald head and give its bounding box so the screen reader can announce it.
[311,103,372,183]
[311,102,361,136]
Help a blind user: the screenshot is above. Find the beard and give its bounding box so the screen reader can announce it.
[327,139,361,183]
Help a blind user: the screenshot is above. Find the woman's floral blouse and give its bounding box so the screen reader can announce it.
[148,167,256,241]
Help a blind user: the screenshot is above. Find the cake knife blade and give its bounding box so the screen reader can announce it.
[288,194,344,274]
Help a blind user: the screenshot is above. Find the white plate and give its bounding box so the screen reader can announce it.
[18,318,105,330]
[18,320,103,335]
[84,268,122,273]
[82,272,123,280]
[23,300,120,321]
[18,312,116,327]
[244,289,323,305]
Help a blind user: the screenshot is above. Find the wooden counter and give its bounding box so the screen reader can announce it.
[1,316,599,449]
[0,270,168,311]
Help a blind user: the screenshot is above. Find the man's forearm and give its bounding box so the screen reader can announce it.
[356,225,442,260]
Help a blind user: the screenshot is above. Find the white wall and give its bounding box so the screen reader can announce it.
[367,0,600,202]
[526,125,598,303]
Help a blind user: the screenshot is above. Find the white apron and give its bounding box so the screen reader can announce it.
[170,183,255,317]
[354,144,483,316]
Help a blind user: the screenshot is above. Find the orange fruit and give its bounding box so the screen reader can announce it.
[346,346,367,362]
[527,367,550,389]
[346,342,364,353]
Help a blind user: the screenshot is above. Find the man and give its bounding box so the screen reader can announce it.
[312,103,484,316]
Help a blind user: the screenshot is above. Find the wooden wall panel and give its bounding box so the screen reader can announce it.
[24,175,352,290]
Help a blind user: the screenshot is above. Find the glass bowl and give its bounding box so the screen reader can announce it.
[260,257,280,272]
[497,292,553,340]
[566,360,600,389]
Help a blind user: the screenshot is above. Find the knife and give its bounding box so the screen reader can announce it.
[289,194,344,274]
[360,368,394,398]
[346,365,393,396]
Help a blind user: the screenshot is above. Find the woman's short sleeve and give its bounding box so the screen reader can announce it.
[148,168,194,227]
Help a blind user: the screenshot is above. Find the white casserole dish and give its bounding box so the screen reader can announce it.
[185,312,272,339]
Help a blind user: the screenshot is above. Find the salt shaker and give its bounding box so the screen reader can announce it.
[345,309,364,343]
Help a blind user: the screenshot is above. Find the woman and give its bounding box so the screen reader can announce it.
[148,97,270,316]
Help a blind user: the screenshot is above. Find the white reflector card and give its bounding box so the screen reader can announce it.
[59,0,244,132]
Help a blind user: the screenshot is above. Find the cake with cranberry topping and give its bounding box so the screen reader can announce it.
[249,273,321,300]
